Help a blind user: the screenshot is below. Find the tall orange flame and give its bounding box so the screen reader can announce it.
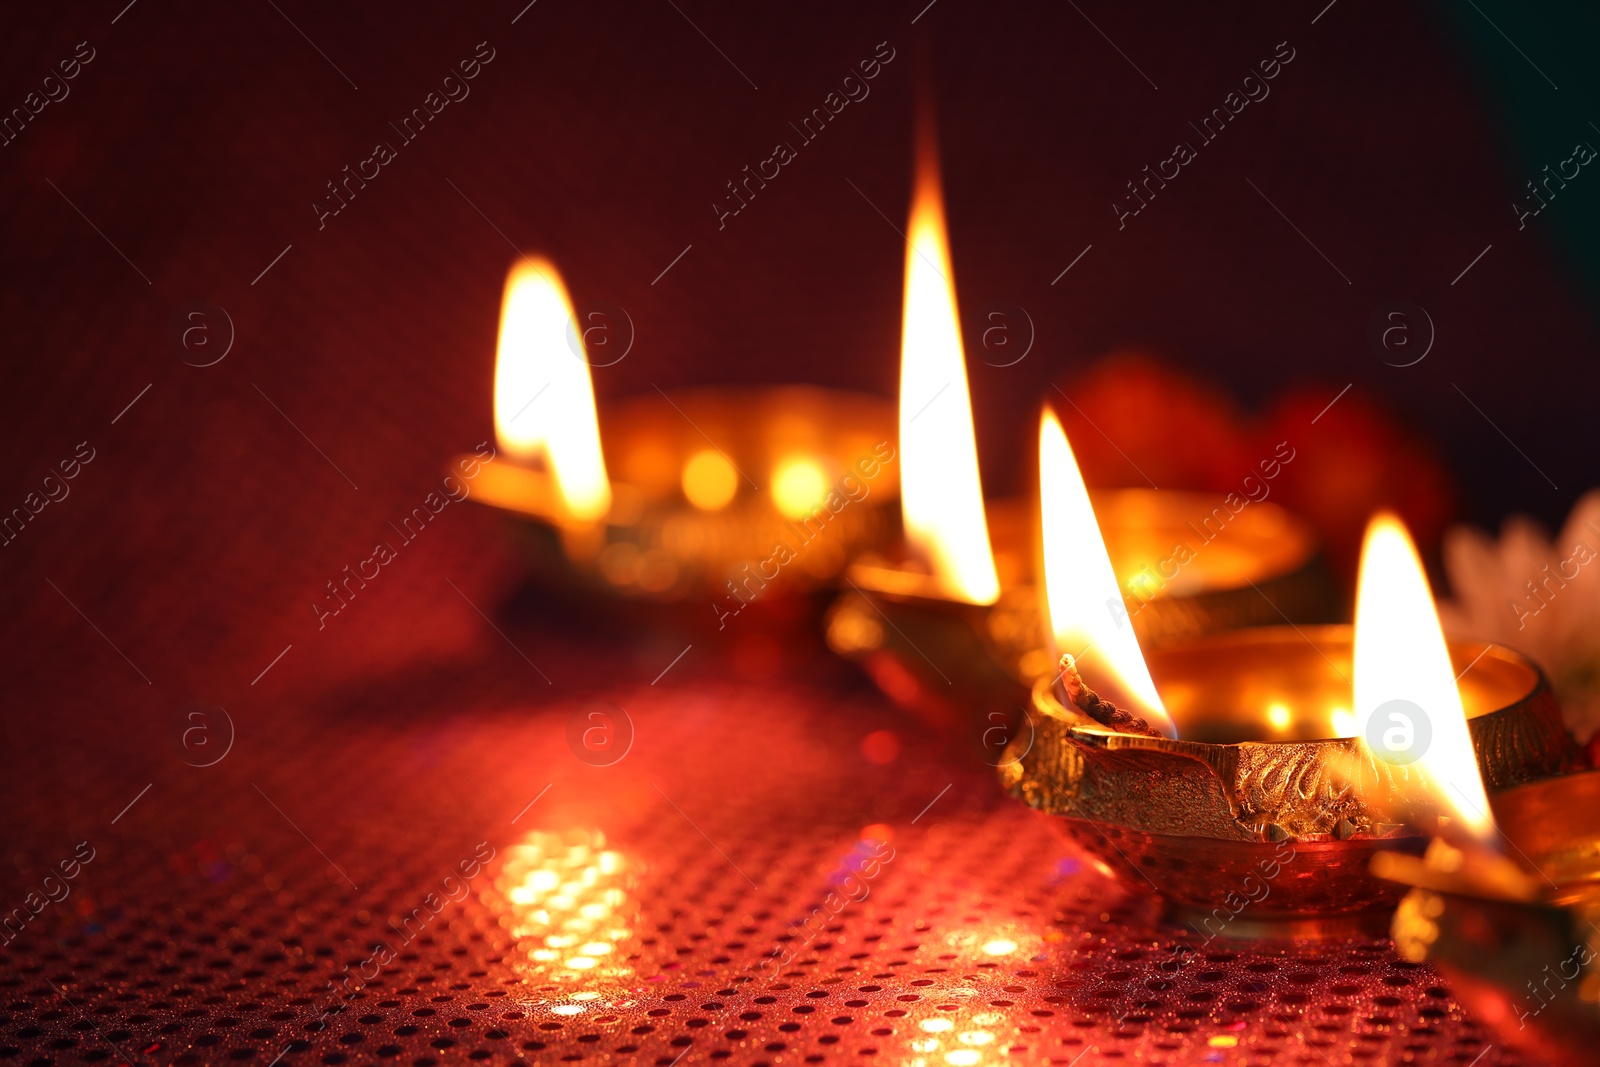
[1354,513,1495,841]
[1039,409,1174,736]
[493,259,611,522]
[897,146,999,604]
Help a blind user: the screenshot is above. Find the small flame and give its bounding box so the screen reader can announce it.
[493,259,611,521]
[897,149,999,605]
[1354,513,1495,841]
[1039,409,1173,736]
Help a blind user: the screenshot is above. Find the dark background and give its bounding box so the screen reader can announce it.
[2,0,1597,710]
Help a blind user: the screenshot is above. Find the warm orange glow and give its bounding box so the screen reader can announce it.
[1039,409,1173,736]
[1266,703,1291,731]
[1354,513,1495,840]
[1330,706,1357,737]
[681,449,738,511]
[493,259,611,521]
[897,155,999,605]
[772,456,828,519]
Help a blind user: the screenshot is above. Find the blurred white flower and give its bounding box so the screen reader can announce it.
[1440,490,1600,743]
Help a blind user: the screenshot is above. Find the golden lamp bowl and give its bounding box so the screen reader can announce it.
[1379,769,1600,1066]
[826,490,1334,736]
[999,626,1581,935]
[980,490,1333,681]
[463,386,899,603]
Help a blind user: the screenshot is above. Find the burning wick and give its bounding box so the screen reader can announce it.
[1037,408,1176,737]
[1055,652,1163,737]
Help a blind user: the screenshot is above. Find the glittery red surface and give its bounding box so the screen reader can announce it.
[0,637,1525,1067]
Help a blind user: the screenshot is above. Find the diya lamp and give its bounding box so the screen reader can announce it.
[458,258,900,621]
[827,135,1332,744]
[1000,413,1581,936]
[823,130,1018,737]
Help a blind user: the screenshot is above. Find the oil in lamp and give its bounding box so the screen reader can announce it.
[459,258,900,614]
[1001,412,1580,935]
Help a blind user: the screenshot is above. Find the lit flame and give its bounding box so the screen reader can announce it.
[1039,409,1173,736]
[1354,513,1495,841]
[897,151,999,605]
[493,259,611,521]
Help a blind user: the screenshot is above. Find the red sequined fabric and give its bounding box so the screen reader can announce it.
[0,659,1519,1066]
